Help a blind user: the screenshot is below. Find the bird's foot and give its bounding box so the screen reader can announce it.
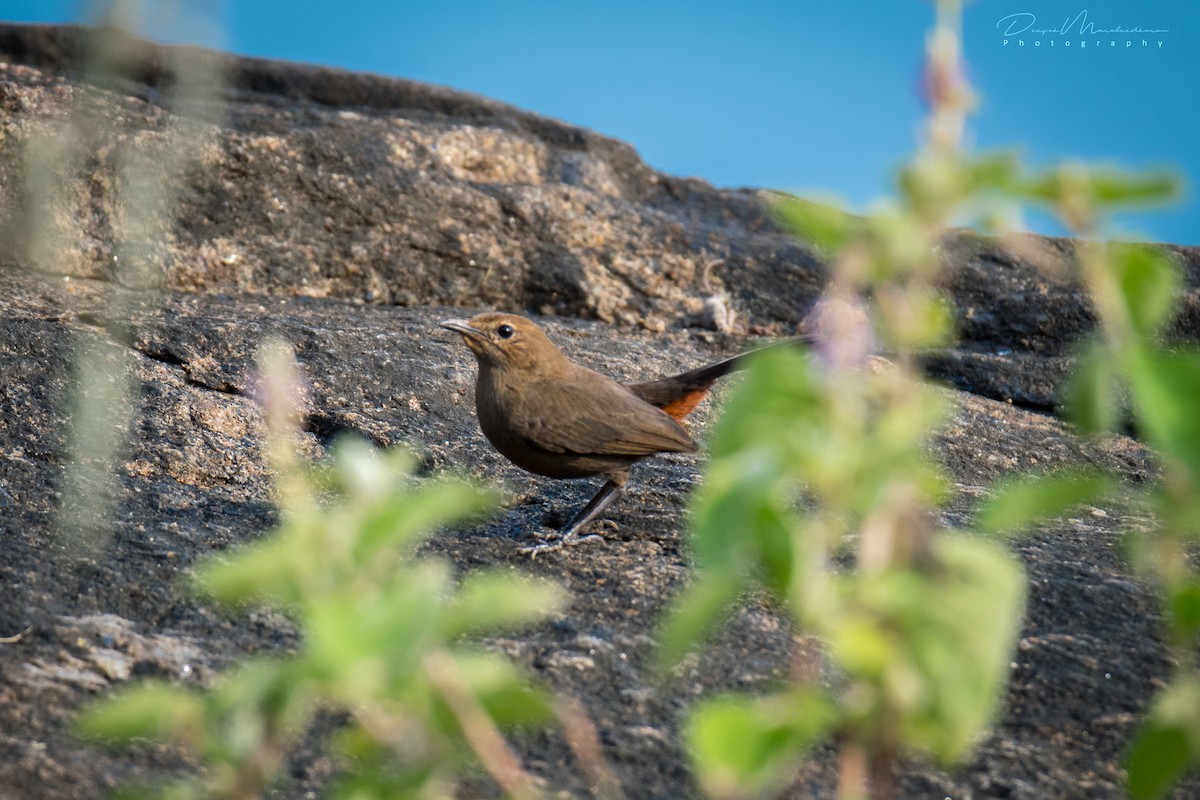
[520,530,605,557]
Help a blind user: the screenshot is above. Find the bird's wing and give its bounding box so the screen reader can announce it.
[512,371,698,457]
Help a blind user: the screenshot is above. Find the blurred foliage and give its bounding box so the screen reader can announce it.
[662,2,1185,800]
[47,5,225,559]
[1071,241,1200,798]
[78,341,563,799]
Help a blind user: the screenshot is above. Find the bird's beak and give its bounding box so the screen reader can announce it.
[439,319,484,340]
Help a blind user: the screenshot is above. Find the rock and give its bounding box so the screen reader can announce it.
[0,22,1196,800]
[0,22,828,332]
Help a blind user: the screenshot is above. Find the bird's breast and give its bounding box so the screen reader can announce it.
[473,369,573,476]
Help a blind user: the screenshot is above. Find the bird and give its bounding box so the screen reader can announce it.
[440,311,805,554]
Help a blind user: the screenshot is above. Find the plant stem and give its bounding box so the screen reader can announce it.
[423,650,541,800]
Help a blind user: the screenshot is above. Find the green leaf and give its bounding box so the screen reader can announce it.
[824,537,1026,763]
[331,437,414,500]
[866,206,933,279]
[1110,244,1181,338]
[1168,582,1200,637]
[210,659,317,761]
[896,153,966,220]
[964,151,1021,194]
[875,287,955,351]
[913,291,956,349]
[976,471,1114,537]
[1064,341,1119,435]
[828,613,895,679]
[1127,349,1200,481]
[76,683,204,744]
[1127,721,1193,800]
[306,561,450,687]
[900,536,1026,762]
[1128,676,1200,798]
[195,533,309,608]
[353,478,498,562]
[446,571,565,636]
[655,571,743,672]
[704,346,823,460]
[692,447,798,594]
[1090,170,1180,208]
[685,346,824,598]
[331,730,447,800]
[1017,166,1179,211]
[113,781,203,800]
[771,194,856,252]
[452,651,553,727]
[1016,169,1063,205]
[690,449,788,568]
[686,690,832,800]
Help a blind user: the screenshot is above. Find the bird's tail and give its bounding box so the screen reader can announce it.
[627,335,813,422]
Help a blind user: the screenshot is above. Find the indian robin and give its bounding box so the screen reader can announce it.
[440,312,799,553]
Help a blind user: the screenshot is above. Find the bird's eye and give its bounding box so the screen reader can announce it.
[497,324,514,339]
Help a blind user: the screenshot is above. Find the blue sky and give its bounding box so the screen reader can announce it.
[6,1,1197,244]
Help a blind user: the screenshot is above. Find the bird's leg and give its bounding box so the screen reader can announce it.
[563,479,626,538]
[522,479,626,556]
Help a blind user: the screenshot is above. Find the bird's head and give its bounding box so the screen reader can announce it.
[439,312,564,371]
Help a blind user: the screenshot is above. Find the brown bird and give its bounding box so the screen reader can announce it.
[441,311,803,553]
